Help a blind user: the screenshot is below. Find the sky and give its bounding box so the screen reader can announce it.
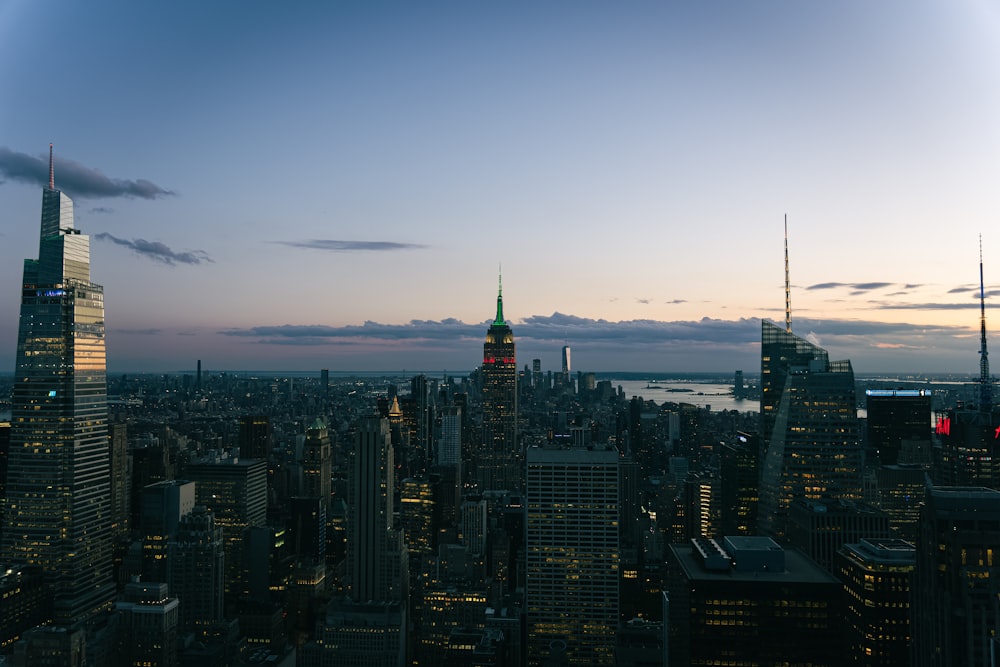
[2,0,1000,375]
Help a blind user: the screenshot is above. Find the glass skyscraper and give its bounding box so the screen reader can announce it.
[2,147,114,624]
[758,320,862,537]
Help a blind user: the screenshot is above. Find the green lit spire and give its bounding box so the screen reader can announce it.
[494,269,505,325]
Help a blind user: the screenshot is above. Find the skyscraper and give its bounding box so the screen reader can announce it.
[912,486,1000,667]
[2,146,114,625]
[526,446,619,665]
[348,416,406,604]
[480,276,518,492]
[758,320,862,537]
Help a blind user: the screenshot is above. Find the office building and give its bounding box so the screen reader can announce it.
[109,422,130,540]
[865,389,932,465]
[168,505,225,633]
[348,416,407,604]
[759,320,862,538]
[526,446,619,665]
[1,147,115,625]
[184,457,267,599]
[302,419,332,511]
[238,415,272,460]
[667,536,843,666]
[835,538,915,666]
[787,497,891,574]
[115,580,180,667]
[912,486,1000,667]
[480,277,518,493]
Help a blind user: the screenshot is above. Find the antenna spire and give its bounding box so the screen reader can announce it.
[48,143,54,190]
[979,235,992,413]
[494,267,505,325]
[784,214,792,333]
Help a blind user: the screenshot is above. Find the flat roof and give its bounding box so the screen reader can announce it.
[670,543,838,585]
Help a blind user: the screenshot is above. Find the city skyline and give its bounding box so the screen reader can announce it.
[3,2,1000,374]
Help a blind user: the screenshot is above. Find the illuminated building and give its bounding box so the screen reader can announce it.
[1,147,115,625]
[835,538,914,666]
[874,464,928,540]
[912,486,1000,667]
[865,389,931,465]
[0,565,47,650]
[720,434,758,535]
[301,419,332,511]
[667,536,843,666]
[109,423,130,540]
[759,320,862,538]
[526,446,619,665]
[139,480,196,582]
[399,476,435,557]
[480,276,518,493]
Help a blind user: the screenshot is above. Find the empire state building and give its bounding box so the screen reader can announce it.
[2,146,114,625]
[479,276,519,493]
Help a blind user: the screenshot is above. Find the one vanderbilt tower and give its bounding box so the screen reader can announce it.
[2,146,114,625]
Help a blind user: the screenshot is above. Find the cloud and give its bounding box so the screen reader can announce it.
[275,239,427,252]
[118,328,164,335]
[808,281,894,293]
[0,147,174,199]
[95,233,213,266]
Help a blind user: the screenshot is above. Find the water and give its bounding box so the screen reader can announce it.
[611,378,756,413]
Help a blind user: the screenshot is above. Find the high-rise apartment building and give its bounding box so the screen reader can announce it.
[759,320,862,538]
[2,147,115,625]
[526,446,619,665]
[480,278,518,493]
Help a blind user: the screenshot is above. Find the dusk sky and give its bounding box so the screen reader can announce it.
[3,1,1000,375]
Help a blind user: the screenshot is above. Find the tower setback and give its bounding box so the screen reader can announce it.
[2,146,115,625]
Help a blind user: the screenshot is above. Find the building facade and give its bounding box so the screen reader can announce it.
[1,149,115,624]
[480,279,518,493]
[526,446,619,665]
[759,320,862,538]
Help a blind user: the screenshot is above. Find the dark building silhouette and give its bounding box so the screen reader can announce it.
[865,389,932,465]
[787,497,892,574]
[912,486,1000,667]
[168,505,225,633]
[667,536,843,666]
[238,415,272,460]
[115,580,180,667]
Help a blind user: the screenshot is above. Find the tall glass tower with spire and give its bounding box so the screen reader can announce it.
[2,146,114,625]
[479,275,518,493]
